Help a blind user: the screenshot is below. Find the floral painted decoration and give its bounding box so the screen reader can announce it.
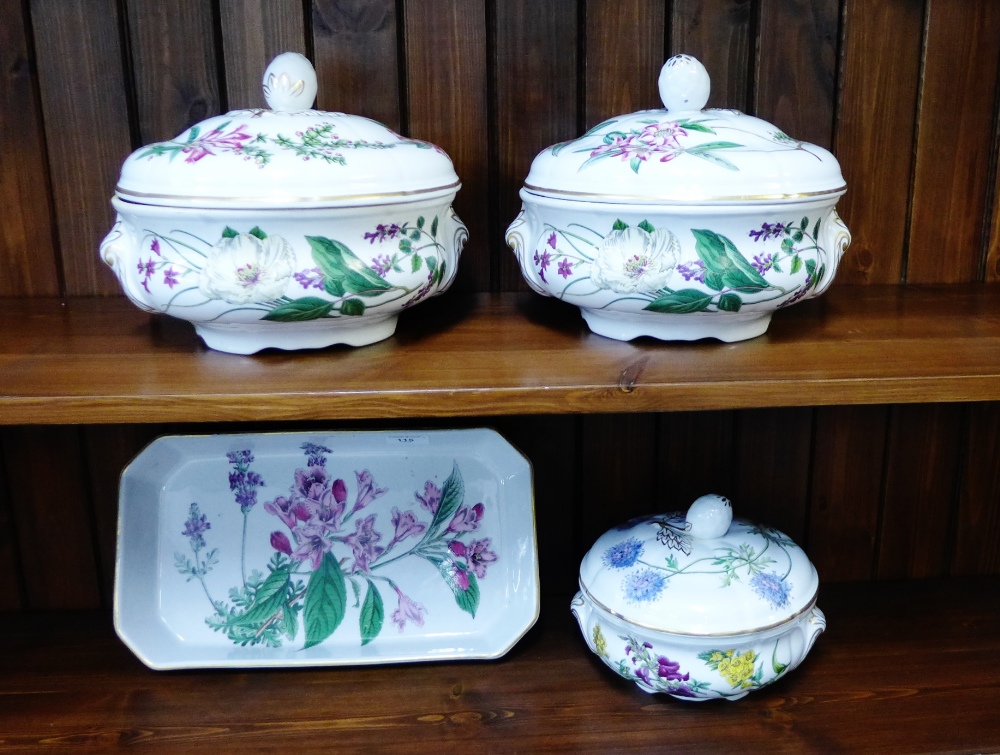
[175,444,497,649]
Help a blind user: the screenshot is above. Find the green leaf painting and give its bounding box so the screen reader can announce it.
[307,236,394,298]
[262,297,334,322]
[304,552,348,649]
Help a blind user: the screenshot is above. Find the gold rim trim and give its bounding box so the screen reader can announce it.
[116,180,461,206]
[578,580,819,638]
[523,183,846,204]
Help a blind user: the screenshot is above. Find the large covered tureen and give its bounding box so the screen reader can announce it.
[101,53,467,354]
[572,495,825,700]
[507,55,850,342]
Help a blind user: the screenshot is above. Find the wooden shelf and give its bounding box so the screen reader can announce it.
[1,284,998,425]
[2,579,997,753]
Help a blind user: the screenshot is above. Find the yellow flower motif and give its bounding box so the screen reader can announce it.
[719,649,757,688]
[593,624,608,658]
[709,651,725,663]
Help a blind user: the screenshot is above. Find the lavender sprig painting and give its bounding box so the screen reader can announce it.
[174,442,497,650]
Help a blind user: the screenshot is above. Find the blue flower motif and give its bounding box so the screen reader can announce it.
[623,568,666,603]
[750,571,792,609]
[604,537,644,568]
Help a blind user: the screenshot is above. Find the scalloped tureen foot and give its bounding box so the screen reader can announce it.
[581,308,771,343]
[194,314,398,355]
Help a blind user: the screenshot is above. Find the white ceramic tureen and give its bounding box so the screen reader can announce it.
[572,494,825,700]
[101,53,467,354]
[507,55,850,342]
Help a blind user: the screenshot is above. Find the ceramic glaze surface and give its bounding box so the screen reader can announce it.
[114,429,538,669]
[572,495,825,700]
[507,54,850,343]
[101,53,466,353]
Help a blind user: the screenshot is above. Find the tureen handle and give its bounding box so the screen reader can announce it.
[807,209,851,299]
[685,494,733,539]
[100,216,157,313]
[658,55,710,113]
[263,52,318,112]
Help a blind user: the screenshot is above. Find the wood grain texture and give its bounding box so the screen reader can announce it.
[29,0,132,296]
[219,0,308,110]
[754,0,839,150]
[584,0,665,126]
[657,410,737,509]
[404,0,490,292]
[906,0,1000,284]
[833,0,923,285]
[1,285,1000,425]
[0,427,101,609]
[735,407,813,544]
[807,405,888,582]
[2,580,1000,753]
[125,0,221,144]
[494,0,578,291]
[988,148,1000,282]
[670,0,752,110]
[876,403,962,580]
[0,0,59,297]
[311,0,401,130]
[952,403,1000,575]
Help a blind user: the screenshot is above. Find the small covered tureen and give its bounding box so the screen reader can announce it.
[507,55,850,342]
[572,495,825,700]
[101,53,467,354]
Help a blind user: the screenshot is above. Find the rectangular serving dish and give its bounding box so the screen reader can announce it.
[114,428,537,669]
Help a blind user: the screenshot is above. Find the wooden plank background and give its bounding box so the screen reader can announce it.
[1,0,998,610]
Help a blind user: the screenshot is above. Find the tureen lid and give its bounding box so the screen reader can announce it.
[115,53,460,209]
[524,55,845,205]
[579,494,819,636]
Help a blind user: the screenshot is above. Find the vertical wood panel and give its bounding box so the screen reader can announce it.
[0,0,59,297]
[31,0,132,296]
[2,428,101,609]
[578,415,658,556]
[670,0,752,111]
[584,0,665,126]
[952,403,1000,575]
[657,410,736,510]
[125,0,221,144]
[311,0,401,130]
[877,404,962,580]
[833,0,923,285]
[755,0,839,150]
[807,406,888,582]
[220,0,308,110]
[404,0,490,293]
[735,407,813,544]
[906,1,1000,284]
[494,0,578,292]
[984,99,1000,284]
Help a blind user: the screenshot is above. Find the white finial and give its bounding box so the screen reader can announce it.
[263,52,317,112]
[658,54,710,113]
[686,494,733,539]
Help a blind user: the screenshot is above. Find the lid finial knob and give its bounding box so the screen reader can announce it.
[686,494,733,539]
[263,52,318,112]
[658,54,710,113]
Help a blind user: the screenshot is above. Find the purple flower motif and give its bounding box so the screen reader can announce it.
[391,586,426,632]
[623,568,667,603]
[603,537,643,569]
[344,514,385,573]
[182,123,254,163]
[557,258,574,279]
[270,530,292,555]
[465,538,497,579]
[533,250,552,283]
[364,223,402,244]
[227,449,263,512]
[448,502,484,533]
[752,253,774,275]
[547,232,557,249]
[291,529,335,570]
[181,503,210,549]
[294,268,325,290]
[163,268,179,288]
[677,260,706,283]
[657,655,690,683]
[264,495,297,529]
[350,470,387,515]
[301,442,331,467]
[750,571,792,609]
[749,221,787,242]
[151,238,161,256]
[389,507,426,547]
[416,481,442,514]
[371,254,393,277]
[294,465,329,503]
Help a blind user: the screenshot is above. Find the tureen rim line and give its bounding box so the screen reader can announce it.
[577,579,820,638]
